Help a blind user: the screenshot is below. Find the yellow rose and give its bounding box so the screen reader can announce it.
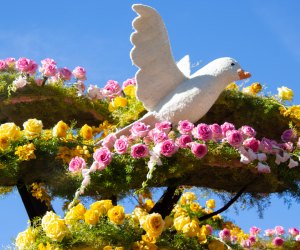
[80,124,93,140]
[132,207,148,225]
[65,203,86,225]
[52,121,69,138]
[23,118,43,139]
[142,234,156,243]
[208,239,225,250]
[182,219,200,237]
[226,82,239,91]
[108,205,125,225]
[197,232,207,244]
[103,246,113,250]
[15,228,36,250]
[173,205,188,218]
[142,213,165,238]
[123,85,136,97]
[132,241,158,250]
[144,199,155,212]
[278,86,294,101]
[84,209,100,225]
[90,200,113,215]
[190,202,202,212]
[0,122,21,140]
[180,192,197,204]
[174,215,190,231]
[108,101,117,112]
[0,135,9,150]
[114,96,128,108]
[206,199,215,209]
[44,218,69,242]
[15,143,36,161]
[42,211,61,231]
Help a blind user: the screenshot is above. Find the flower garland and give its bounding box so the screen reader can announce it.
[69,118,300,206]
[15,191,300,249]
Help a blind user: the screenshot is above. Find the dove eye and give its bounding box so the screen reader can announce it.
[231,63,235,66]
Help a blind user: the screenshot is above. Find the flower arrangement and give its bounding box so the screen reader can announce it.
[15,191,300,249]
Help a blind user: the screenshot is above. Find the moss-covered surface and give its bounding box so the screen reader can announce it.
[0,73,111,128]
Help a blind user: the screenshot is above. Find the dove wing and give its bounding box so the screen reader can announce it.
[177,55,191,77]
[130,4,188,111]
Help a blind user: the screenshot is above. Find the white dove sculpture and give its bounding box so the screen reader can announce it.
[99,4,251,141]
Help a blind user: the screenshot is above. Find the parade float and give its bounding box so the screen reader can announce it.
[1,4,300,250]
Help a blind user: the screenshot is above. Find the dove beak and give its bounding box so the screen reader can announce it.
[237,69,251,80]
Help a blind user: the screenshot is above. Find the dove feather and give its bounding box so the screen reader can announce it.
[130,4,187,111]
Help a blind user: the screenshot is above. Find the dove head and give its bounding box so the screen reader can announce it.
[195,57,251,83]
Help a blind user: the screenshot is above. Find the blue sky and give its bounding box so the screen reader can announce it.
[1,0,300,246]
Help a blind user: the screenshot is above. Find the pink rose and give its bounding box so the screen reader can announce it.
[257,162,271,173]
[259,138,274,153]
[288,228,299,237]
[102,80,122,99]
[72,66,86,80]
[0,60,7,71]
[265,229,275,237]
[219,228,231,241]
[57,67,72,81]
[240,125,256,138]
[130,122,150,138]
[209,123,223,141]
[250,226,261,236]
[74,81,86,96]
[243,137,260,152]
[155,121,172,133]
[87,84,102,100]
[40,63,57,77]
[177,120,194,135]
[16,57,38,75]
[192,123,212,141]
[41,58,56,66]
[272,237,284,247]
[114,135,129,154]
[93,147,112,168]
[274,226,285,235]
[176,134,193,148]
[122,78,136,88]
[205,224,213,235]
[226,130,243,147]
[130,143,149,159]
[281,129,296,142]
[102,134,117,149]
[69,156,86,172]
[5,57,15,67]
[152,130,168,144]
[221,122,235,136]
[279,142,294,152]
[190,142,208,159]
[35,78,43,86]
[157,139,178,157]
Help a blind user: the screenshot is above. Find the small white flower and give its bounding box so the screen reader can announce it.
[12,75,28,91]
[257,153,267,162]
[288,158,298,169]
[257,162,271,173]
[87,84,102,100]
[240,154,251,164]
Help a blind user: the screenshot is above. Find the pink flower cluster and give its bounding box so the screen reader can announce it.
[220,225,300,249]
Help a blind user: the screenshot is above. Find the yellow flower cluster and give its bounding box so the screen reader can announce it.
[41,211,69,242]
[15,228,36,250]
[279,105,300,128]
[98,121,116,139]
[56,145,90,164]
[15,143,36,161]
[222,221,248,243]
[226,82,239,91]
[277,86,294,101]
[108,85,137,112]
[84,200,113,225]
[31,183,52,208]
[242,82,262,96]
[38,242,59,250]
